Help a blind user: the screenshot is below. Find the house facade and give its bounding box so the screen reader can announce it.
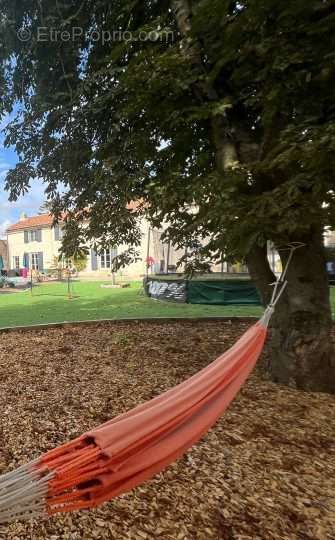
[7,214,63,273]
[6,213,149,278]
[8,211,280,278]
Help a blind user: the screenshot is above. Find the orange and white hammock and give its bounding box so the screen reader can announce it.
[0,270,290,523]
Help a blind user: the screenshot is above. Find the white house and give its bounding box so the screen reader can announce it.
[7,210,280,278]
[6,212,150,278]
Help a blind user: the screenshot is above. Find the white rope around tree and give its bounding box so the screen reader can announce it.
[260,243,305,327]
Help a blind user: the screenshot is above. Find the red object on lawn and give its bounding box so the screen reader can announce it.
[146,256,155,267]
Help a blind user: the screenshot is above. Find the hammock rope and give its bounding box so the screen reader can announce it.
[0,246,299,524]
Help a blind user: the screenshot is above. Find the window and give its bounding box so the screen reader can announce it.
[31,253,40,270]
[54,225,63,241]
[100,248,117,269]
[13,256,20,270]
[24,229,42,243]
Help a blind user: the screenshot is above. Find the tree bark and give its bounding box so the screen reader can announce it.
[246,244,276,306]
[247,233,335,393]
[171,0,238,171]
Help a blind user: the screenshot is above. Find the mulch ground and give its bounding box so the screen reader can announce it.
[0,320,334,540]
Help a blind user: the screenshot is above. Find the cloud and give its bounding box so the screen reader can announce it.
[0,108,65,238]
[0,176,47,238]
[0,110,46,238]
[0,219,11,238]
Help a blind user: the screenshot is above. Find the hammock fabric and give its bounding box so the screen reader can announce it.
[0,314,271,523]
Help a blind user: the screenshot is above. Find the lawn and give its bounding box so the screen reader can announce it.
[0,280,263,328]
[0,280,334,329]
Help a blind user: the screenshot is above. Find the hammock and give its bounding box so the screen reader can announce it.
[0,264,291,523]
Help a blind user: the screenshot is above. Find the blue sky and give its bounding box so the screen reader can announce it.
[0,112,46,238]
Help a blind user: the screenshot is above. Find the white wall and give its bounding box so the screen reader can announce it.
[7,220,151,279]
[85,218,150,278]
[9,217,224,279]
[7,227,62,270]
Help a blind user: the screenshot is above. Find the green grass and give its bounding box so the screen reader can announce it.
[1,281,334,329]
[0,280,263,328]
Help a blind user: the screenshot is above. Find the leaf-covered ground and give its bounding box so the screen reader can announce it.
[0,321,334,540]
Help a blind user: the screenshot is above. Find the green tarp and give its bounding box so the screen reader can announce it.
[187,280,261,305]
[145,277,261,305]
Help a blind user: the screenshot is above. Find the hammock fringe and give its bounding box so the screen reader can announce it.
[0,460,52,523]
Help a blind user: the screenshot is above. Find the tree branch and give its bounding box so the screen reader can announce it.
[171,0,239,172]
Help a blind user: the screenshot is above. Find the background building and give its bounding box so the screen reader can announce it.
[6,212,182,279]
[6,213,148,279]
[7,212,283,279]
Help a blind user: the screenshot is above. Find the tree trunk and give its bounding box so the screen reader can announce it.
[247,233,335,393]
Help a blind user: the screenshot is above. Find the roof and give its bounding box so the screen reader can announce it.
[7,202,142,233]
[7,214,55,233]
[126,199,147,212]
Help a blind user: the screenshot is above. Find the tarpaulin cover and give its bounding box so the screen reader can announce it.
[148,279,186,302]
[187,280,261,305]
[145,278,261,305]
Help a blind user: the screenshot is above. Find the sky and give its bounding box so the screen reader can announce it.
[0,111,46,239]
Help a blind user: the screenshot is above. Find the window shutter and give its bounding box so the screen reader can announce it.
[91,249,98,271]
[24,230,28,243]
[37,229,42,242]
[54,225,60,241]
[23,253,29,269]
[38,252,44,271]
[111,247,118,260]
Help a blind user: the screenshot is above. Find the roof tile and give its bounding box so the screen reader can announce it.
[7,215,54,233]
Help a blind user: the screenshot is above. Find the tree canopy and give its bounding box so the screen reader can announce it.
[1,0,334,268]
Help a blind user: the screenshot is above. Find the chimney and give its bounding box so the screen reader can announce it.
[19,212,27,222]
